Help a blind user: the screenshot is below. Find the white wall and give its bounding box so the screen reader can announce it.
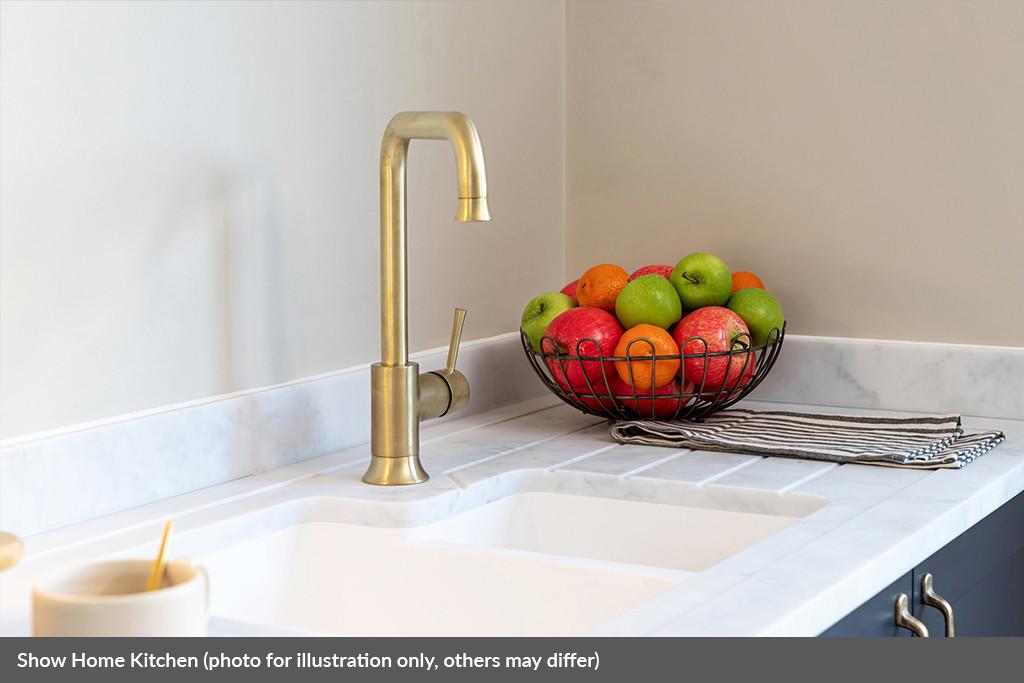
[0,0,565,438]
[566,0,1024,347]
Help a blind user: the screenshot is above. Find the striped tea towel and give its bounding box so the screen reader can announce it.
[608,409,1006,469]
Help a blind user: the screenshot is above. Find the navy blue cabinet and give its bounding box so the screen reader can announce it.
[912,488,1024,637]
[820,571,913,637]
[822,490,1024,637]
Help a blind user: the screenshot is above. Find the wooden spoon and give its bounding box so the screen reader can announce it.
[145,520,173,591]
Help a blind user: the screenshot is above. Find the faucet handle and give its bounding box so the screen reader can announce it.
[418,308,470,421]
[445,308,467,374]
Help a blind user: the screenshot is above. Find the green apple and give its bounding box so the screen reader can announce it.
[670,252,732,309]
[727,288,784,346]
[614,274,682,329]
[521,292,576,351]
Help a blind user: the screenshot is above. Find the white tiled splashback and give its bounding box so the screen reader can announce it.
[1,332,1021,537]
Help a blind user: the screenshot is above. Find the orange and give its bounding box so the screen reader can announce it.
[576,263,630,312]
[731,271,765,293]
[614,324,680,389]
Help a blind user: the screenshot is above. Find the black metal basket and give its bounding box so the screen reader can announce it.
[521,322,785,421]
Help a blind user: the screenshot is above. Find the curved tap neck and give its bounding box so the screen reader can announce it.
[378,112,489,367]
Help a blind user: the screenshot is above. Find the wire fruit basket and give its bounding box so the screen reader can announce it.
[521,323,785,421]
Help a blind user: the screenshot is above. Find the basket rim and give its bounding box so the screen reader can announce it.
[524,326,784,362]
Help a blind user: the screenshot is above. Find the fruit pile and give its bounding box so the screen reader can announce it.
[520,252,785,418]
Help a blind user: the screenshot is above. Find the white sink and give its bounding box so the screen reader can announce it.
[196,476,825,635]
[201,521,682,636]
[422,491,806,572]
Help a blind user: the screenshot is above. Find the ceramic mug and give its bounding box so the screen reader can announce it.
[32,559,208,636]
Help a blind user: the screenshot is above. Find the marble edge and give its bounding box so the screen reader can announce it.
[637,448,1024,636]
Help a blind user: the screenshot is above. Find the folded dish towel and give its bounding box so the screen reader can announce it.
[608,409,1006,469]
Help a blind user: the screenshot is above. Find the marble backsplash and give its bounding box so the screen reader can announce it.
[0,332,542,537]
[757,335,1024,421]
[1,331,1021,537]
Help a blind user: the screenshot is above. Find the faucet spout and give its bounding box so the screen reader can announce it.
[381,111,490,226]
[456,197,491,222]
[366,112,490,486]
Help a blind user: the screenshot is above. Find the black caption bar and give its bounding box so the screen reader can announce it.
[0,637,1002,683]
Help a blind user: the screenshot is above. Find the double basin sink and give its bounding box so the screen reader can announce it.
[195,472,826,635]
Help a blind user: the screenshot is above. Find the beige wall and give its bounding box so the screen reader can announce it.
[0,0,565,438]
[6,1,1023,439]
[566,0,1024,346]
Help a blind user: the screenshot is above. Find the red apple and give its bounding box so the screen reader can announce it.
[543,307,623,389]
[672,306,755,392]
[561,278,580,301]
[699,350,757,402]
[609,376,693,418]
[629,264,674,280]
[561,376,618,413]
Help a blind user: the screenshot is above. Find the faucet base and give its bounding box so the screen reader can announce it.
[361,455,429,486]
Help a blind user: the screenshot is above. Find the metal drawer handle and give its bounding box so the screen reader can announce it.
[895,593,929,637]
[920,572,955,637]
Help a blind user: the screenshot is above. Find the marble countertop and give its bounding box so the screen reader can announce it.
[2,394,1022,636]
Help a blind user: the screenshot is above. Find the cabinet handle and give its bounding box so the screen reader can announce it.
[895,593,929,637]
[920,572,955,637]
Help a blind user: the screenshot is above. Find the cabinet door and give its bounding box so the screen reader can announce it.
[922,547,1024,636]
[914,491,1024,637]
[820,571,914,637]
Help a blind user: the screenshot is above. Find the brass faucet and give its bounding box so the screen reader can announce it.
[362,112,491,486]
